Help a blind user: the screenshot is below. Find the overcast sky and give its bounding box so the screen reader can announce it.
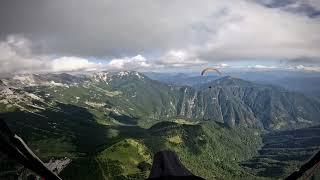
[0,0,320,74]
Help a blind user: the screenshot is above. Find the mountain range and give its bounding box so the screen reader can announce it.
[1,71,319,130]
[1,71,320,179]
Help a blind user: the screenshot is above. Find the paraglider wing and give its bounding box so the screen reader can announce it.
[201,67,222,76]
[201,67,223,89]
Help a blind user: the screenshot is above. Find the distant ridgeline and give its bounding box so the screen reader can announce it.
[0,71,320,179]
[1,71,319,130]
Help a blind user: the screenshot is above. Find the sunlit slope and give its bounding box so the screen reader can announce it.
[196,76,320,129]
[145,121,263,179]
[2,71,320,130]
[1,71,320,179]
[1,71,320,159]
[61,121,263,180]
[61,139,152,180]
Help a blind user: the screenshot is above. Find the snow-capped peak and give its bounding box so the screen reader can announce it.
[116,71,145,79]
[91,72,110,83]
[134,72,144,79]
[13,74,36,86]
[118,71,130,77]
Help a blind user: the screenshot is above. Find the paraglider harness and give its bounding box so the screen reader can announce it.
[0,118,61,180]
[285,150,320,180]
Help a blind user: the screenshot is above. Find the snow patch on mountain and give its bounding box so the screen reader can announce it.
[25,92,44,102]
[13,75,36,86]
[135,72,144,79]
[85,101,106,108]
[118,71,130,77]
[49,81,65,87]
[92,72,110,83]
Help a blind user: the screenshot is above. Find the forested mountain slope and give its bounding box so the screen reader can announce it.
[1,71,320,179]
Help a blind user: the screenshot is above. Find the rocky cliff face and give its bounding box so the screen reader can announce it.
[173,76,320,130]
[1,72,320,131]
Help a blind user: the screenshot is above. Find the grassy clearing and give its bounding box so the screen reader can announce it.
[95,138,152,178]
[173,118,199,125]
[167,135,183,145]
[144,121,263,179]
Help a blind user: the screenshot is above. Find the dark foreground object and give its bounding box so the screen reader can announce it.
[285,150,320,180]
[148,150,204,180]
[0,118,61,180]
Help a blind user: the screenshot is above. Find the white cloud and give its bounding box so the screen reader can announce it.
[106,51,208,71]
[107,55,151,70]
[1,35,319,75]
[156,50,207,67]
[193,1,320,61]
[0,35,209,75]
[218,63,229,68]
[242,64,320,72]
[249,65,277,69]
[308,0,320,9]
[51,57,99,72]
[0,36,103,74]
[0,35,49,74]
[293,64,320,72]
[2,0,319,64]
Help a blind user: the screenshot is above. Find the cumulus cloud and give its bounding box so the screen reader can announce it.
[193,1,320,61]
[0,36,207,74]
[0,0,222,57]
[0,35,49,74]
[0,0,320,74]
[51,57,99,72]
[107,55,151,70]
[292,64,320,72]
[106,51,208,71]
[219,63,230,68]
[155,50,207,67]
[0,36,102,74]
[248,65,278,69]
[241,64,320,72]
[0,0,319,63]
[254,0,320,17]
[1,35,319,75]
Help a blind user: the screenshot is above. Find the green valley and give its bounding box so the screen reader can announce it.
[1,71,320,179]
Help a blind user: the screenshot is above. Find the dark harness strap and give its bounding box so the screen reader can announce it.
[0,118,61,180]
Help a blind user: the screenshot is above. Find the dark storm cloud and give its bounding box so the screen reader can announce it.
[0,0,215,57]
[287,57,320,64]
[0,0,320,74]
[254,0,320,18]
[255,0,298,8]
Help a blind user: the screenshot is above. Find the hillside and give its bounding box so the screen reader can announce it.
[1,72,320,144]
[61,121,262,180]
[1,71,320,179]
[243,125,320,178]
[2,72,320,131]
[200,76,320,130]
